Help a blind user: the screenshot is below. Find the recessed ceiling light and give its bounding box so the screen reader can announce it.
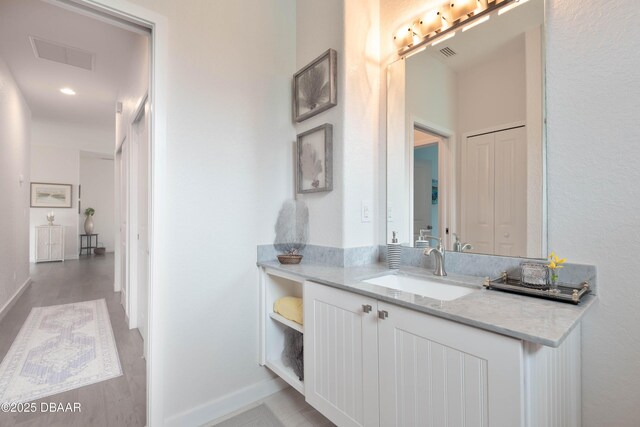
[60,88,76,96]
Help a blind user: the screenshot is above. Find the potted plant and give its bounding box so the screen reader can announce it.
[274,200,308,264]
[84,207,95,235]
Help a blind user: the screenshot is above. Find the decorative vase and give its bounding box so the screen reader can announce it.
[84,216,94,235]
[549,272,560,293]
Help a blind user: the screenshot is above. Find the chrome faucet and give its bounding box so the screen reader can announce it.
[422,236,447,276]
[452,233,473,253]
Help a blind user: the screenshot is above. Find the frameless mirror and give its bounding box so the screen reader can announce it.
[386,0,546,258]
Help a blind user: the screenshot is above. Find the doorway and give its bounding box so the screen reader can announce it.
[412,127,444,245]
[48,0,164,424]
[413,129,440,241]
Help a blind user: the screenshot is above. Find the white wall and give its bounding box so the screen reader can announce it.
[546,0,640,425]
[457,35,526,135]
[108,0,297,424]
[29,145,79,260]
[0,54,31,311]
[406,52,457,132]
[80,156,115,251]
[296,0,380,249]
[342,0,380,248]
[32,119,114,155]
[295,0,345,248]
[116,34,148,148]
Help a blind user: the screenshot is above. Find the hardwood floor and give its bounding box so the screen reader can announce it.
[0,254,146,426]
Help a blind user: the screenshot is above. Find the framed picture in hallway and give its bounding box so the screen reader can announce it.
[293,49,337,123]
[30,182,72,208]
[296,124,333,193]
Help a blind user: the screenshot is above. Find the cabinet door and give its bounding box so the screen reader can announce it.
[378,302,524,427]
[35,227,50,262]
[49,227,63,260]
[304,282,379,427]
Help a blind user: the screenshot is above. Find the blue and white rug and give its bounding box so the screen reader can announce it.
[0,299,122,403]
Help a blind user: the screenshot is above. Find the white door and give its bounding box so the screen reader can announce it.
[414,159,431,243]
[119,140,129,312]
[378,302,524,427]
[36,227,50,262]
[49,227,63,260]
[304,282,379,427]
[462,132,495,254]
[133,99,150,354]
[494,127,527,257]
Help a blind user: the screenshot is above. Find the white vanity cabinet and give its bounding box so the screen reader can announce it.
[377,301,522,426]
[35,225,65,262]
[303,281,581,427]
[304,281,380,427]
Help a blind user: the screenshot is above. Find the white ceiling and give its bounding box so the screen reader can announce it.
[0,0,147,128]
[424,0,544,72]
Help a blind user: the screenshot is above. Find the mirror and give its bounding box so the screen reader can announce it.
[386,0,545,258]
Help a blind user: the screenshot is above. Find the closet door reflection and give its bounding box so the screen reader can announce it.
[462,126,526,257]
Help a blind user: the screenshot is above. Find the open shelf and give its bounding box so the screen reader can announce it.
[269,312,304,333]
[260,267,305,396]
[266,358,304,395]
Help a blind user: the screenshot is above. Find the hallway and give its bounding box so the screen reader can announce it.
[0,255,145,426]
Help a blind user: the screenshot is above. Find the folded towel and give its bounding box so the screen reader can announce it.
[273,296,303,325]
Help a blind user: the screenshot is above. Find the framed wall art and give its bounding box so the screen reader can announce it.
[293,49,337,123]
[296,124,333,193]
[30,183,72,208]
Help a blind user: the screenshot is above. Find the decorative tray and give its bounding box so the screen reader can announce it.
[484,272,591,305]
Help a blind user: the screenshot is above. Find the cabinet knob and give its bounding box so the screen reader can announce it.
[378,310,389,320]
[362,304,372,313]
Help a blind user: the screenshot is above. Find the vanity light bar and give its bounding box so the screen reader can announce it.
[395,0,521,57]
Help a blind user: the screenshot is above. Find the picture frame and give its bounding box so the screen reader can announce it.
[293,49,337,123]
[30,182,72,208]
[296,124,333,193]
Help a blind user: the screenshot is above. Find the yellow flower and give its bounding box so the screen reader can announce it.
[547,252,567,270]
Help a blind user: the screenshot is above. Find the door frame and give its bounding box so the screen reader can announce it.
[115,137,129,318]
[408,116,455,249]
[52,0,168,424]
[126,92,149,332]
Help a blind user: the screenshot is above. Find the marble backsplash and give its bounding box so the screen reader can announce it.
[257,244,378,267]
[379,245,597,293]
[257,244,596,293]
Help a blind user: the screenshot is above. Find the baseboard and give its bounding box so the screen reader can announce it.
[164,376,288,427]
[0,277,31,323]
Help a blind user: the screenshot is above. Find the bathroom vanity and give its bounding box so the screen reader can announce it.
[258,262,593,427]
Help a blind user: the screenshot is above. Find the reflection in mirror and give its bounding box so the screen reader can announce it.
[386,0,545,258]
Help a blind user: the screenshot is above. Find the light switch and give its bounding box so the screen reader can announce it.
[361,200,371,223]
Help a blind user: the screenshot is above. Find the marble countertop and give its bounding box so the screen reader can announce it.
[258,261,596,347]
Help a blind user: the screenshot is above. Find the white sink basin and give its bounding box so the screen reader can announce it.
[363,274,477,301]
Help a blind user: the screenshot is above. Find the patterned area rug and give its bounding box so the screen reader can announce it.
[0,299,122,403]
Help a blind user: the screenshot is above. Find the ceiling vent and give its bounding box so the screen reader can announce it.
[29,37,94,71]
[439,47,457,58]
